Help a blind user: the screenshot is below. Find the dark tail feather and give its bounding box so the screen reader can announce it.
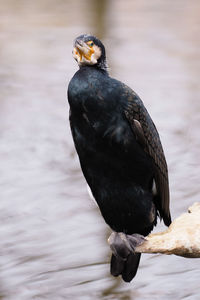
[122,252,141,282]
[110,253,124,277]
[110,253,141,283]
[163,212,172,227]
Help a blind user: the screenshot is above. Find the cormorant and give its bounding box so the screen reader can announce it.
[67,34,171,282]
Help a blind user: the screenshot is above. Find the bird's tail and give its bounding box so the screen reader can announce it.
[110,252,141,282]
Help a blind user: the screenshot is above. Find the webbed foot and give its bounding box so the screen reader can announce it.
[108,232,145,257]
[108,232,145,282]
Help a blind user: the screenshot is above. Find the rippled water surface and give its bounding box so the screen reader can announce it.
[1,0,200,299]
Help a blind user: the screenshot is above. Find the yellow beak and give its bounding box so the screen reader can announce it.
[74,41,94,61]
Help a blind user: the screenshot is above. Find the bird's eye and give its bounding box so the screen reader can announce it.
[87,41,94,47]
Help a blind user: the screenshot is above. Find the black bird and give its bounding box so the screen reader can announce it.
[67,34,171,282]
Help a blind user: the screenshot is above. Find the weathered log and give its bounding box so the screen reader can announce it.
[135,202,200,258]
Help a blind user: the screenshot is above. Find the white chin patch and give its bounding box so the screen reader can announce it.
[81,54,97,65]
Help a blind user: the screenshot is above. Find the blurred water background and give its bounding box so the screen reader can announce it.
[0,0,200,299]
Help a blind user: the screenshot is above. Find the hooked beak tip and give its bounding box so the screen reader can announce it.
[74,39,84,48]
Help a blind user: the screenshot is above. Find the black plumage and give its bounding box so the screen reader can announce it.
[68,34,171,282]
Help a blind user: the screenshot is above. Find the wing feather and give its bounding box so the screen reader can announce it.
[124,89,171,226]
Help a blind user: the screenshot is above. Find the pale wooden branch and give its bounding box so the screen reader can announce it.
[135,202,200,258]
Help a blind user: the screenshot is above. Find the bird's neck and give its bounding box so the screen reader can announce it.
[79,60,108,75]
[97,59,108,73]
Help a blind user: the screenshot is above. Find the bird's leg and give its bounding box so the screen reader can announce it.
[108,232,145,258]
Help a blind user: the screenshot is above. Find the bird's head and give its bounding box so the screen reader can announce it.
[72,34,107,71]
